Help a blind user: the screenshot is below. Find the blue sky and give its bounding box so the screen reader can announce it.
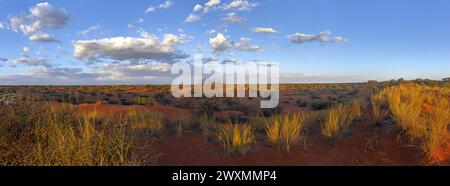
[0,0,449,85]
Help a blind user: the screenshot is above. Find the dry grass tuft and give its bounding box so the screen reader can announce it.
[217,122,255,156]
[321,99,361,139]
[265,112,306,153]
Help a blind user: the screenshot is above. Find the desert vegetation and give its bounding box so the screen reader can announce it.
[0,100,156,166]
[1,79,449,165]
[217,122,255,156]
[265,112,306,153]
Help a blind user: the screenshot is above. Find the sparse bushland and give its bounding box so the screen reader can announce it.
[129,110,164,137]
[0,101,154,166]
[382,83,450,160]
[265,112,306,153]
[217,122,255,156]
[321,99,362,140]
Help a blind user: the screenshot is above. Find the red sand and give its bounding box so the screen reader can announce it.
[153,124,428,166]
[78,104,450,166]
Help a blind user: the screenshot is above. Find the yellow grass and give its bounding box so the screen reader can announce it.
[321,99,361,139]
[266,112,306,153]
[129,110,164,137]
[382,83,450,160]
[217,122,255,156]
[367,93,389,125]
[199,115,217,142]
[0,101,151,166]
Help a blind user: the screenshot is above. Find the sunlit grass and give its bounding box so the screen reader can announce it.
[265,112,306,153]
[217,122,255,156]
[0,101,153,166]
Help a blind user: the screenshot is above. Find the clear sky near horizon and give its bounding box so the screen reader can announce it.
[0,0,449,85]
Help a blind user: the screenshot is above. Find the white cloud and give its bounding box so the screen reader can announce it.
[145,6,156,14]
[206,29,217,35]
[287,31,347,44]
[193,4,203,12]
[98,63,172,81]
[23,47,30,53]
[185,14,201,23]
[209,33,233,52]
[223,0,257,11]
[10,2,69,35]
[205,0,221,7]
[253,27,278,34]
[77,24,102,36]
[209,33,262,53]
[204,0,221,13]
[233,37,263,52]
[0,22,4,29]
[73,32,188,63]
[159,0,173,9]
[7,55,51,67]
[222,13,243,23]
[128,24,134,29]
[137,18,144,23]
[29,32,59,43]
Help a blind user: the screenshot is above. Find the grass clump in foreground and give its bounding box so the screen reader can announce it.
[382,83,450,161]
[265,112,306,153]
[0,101,155,166]
[321,99,361,140]
[217,122,255,156]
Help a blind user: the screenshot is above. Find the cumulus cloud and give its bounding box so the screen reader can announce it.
[205,0,221,7]
[223,0,257,11]
[204,0,221,13]
[253,27,278,34]
[145,6,156,14]
[287,31,347,44]
[23,47,30,53]
[193,4,203,12]
[73,31,188,63]
[10,2,69,35]
[209,33,233,52]
[0,22,4,29]
[29,32,59,43]
[7,55,51,67]
[209,33,262,53]
[159,0,173,9]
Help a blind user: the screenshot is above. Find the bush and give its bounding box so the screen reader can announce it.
[133,96,155,106]
[309,100,332,110]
